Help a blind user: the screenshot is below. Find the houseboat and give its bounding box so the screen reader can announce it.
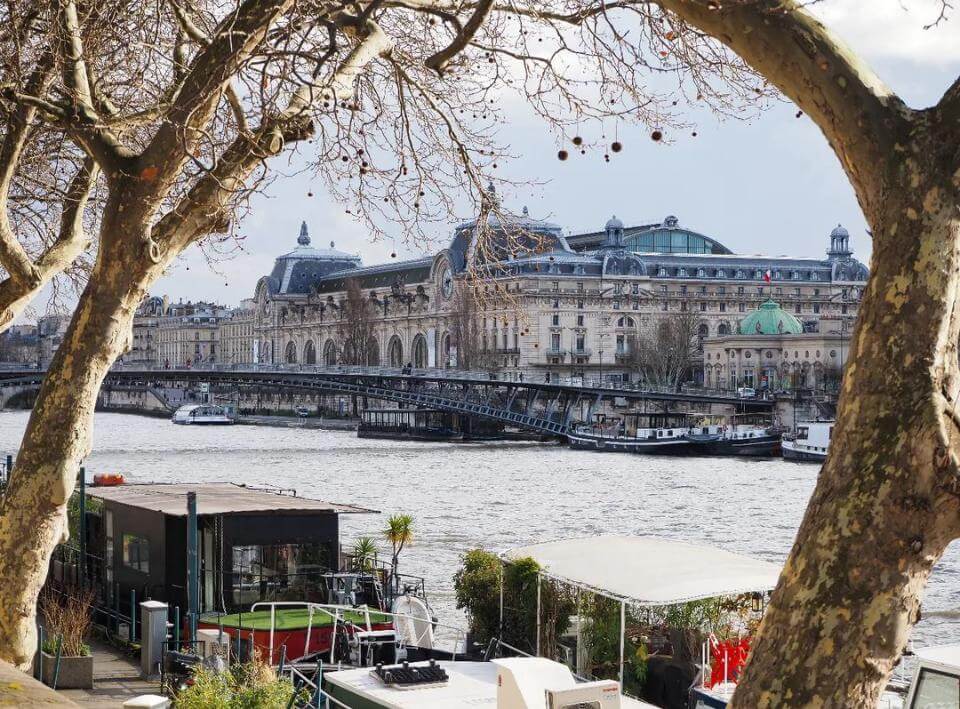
[781,420,833,463]
[171,403,234,425]
[684,414,782,457]
[568,413,694,454]
[691,642,956,708]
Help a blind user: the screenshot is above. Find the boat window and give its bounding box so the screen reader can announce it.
[910,668,960,709]
[232,543,331,606]
[122,533,150,573]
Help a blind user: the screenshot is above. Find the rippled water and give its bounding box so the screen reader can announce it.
[1,411,957,648]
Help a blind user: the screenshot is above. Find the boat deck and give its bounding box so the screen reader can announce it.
[200,608,391,631]
[323,661,659,709]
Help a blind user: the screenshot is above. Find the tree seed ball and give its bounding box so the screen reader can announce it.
[651,130,663,141]
[557,150,569,161]
[572,136,583,146]
[611,141,622,153]
[391,252,397,258]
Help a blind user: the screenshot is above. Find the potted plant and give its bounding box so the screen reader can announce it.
[38,587,94,689]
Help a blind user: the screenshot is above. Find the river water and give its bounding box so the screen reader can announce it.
[2,411,958,649]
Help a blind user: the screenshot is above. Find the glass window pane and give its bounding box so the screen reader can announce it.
[913,669,959,708]
[122,533,149,573]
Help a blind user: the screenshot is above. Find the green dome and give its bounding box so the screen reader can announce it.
[738,300,803,335]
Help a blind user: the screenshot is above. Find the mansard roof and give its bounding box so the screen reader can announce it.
[312,257,433,294]
[267,223,363,294]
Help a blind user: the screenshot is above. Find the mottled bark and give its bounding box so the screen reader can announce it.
[0,209,157,667]
[0,6,391,668]
[729,95,960,708]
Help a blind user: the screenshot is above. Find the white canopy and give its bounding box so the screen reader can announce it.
[502,535,781,606]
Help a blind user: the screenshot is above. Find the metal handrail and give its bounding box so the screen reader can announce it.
[245,601,467,666]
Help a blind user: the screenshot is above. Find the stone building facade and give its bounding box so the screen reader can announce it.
[246,200,866,387]
[155,302,228,367]
[702,300,852,391]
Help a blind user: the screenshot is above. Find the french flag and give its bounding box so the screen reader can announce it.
[763,269,771,284]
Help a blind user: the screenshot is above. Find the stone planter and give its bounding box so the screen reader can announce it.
[38,650,93,689]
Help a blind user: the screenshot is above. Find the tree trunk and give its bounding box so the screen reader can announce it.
[0,212,152,668]
[732,131,960,705]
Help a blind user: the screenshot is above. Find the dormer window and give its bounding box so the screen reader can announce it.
[774,270,782,279]
[811,272,819,281]
[697,268,706,277]
[791,270,800,280]
[716,269,726,278]
[657,267,668,277]
[678,268,688,277]
[754,269,763,279]
[736,270,744,279]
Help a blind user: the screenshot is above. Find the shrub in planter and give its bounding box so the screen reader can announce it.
[38,587,95,689]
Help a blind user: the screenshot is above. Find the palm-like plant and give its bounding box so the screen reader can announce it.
[384,514,414,589]
[353,536,379,572]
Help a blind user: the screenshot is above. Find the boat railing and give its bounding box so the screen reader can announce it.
[284,662,352,709]
[246,601,467,666]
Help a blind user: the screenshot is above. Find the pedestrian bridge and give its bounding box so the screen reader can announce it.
[0,365,774,437]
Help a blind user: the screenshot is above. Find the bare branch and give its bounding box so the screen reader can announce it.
[424,0,494,76]
[654,0,908,221]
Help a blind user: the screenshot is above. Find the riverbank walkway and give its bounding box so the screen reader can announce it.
[57,638,158,708]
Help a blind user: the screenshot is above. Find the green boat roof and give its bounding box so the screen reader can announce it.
[200,608,391,631]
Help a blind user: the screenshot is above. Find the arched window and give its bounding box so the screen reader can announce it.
[441,332,452,368]
[616,316,636,328]
[303,340,316,365]
[697,322,709,350]
[718,322,730,335]
[323,340,338,366]
[412,333,428,368]
[388,335,403,367]
[367,337,380,366]
[285,341,297,364]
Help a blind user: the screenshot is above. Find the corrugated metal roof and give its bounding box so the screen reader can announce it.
[86,482,376,516]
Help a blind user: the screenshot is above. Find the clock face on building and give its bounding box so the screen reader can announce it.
[440,264,453,299]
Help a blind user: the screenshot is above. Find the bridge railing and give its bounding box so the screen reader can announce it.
[105,362,770,401]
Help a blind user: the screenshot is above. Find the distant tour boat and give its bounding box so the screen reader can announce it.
[781,420,833,463]
[171,404,234,425]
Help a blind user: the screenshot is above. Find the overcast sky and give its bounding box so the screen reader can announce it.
[105,1,960,309]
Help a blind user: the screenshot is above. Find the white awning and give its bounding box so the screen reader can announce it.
[502,535,781,606]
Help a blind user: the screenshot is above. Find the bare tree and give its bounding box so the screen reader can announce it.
[627,309,700,389]
[338,278,376,365]
[448,282,498,372]
[0,0,954,704]
[3,0,736,667]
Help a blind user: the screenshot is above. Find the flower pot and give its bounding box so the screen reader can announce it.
[38,650,93,689]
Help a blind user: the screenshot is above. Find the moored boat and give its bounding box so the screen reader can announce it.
[781,420,833,463]
[171,403,234,424]
[567,412,694,455]
[684,413,782,458]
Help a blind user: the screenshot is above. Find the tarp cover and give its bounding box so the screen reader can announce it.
[502,535,781,606]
